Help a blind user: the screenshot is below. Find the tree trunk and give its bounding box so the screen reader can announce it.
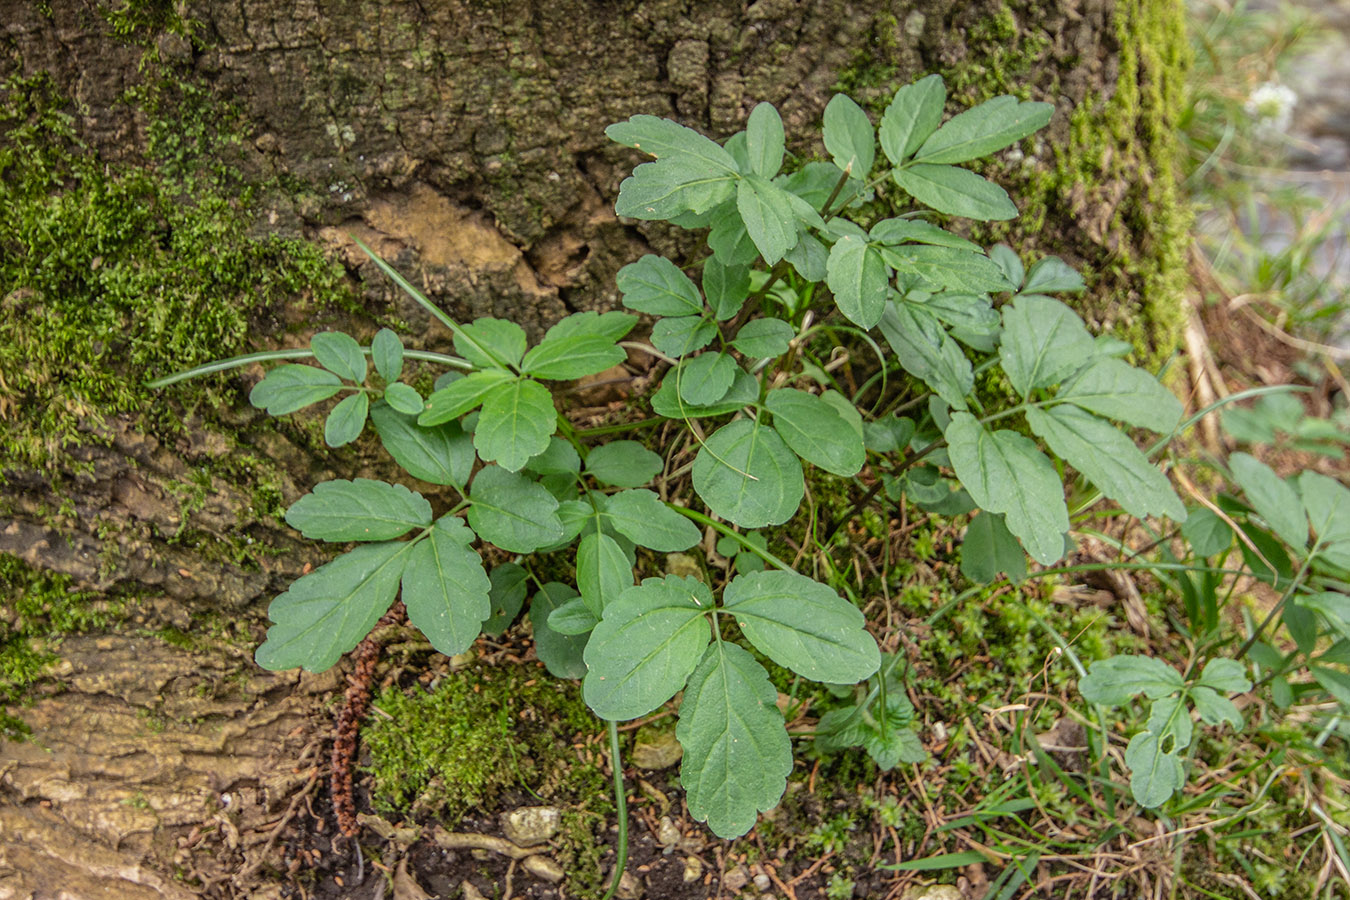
[0,1,1189,896]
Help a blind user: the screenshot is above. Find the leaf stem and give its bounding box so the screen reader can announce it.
[599,718,630,900]
[671,506,794,572]
[145,348,471,388]
[1233,538,1321,661]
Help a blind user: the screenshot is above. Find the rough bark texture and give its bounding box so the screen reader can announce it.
[0,1,1190,896]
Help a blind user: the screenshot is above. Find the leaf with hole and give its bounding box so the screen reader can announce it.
[1124,731,1183,808]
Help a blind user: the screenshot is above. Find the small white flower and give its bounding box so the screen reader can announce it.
[1244,82,1297,134]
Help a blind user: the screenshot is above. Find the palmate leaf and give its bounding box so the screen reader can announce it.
[311,331,367,383]
[467,466,564,553]
[677,641,792,838]
[1056,358,1183,434]
[945,412,1068,565]
[402,516,490,657]
[722,569,879,683]
[822,93,875,177]
[582,575,713,721]
[998,295,1096,397]
[576,531,634,618]
[893,164,1017,221]
[255,541,413,672]
[692,418,805,528]
[602,489,702,552]
[1229,453,1307,548]
[250,365,343,415]
[1026,406,1185,521]
[475,378,555,472]
[285,478,432,542]
[764,389,865,476]
[737,175,797,265]
[912,95,1054,165]
[826,235,888,329]
[370,404,475,487]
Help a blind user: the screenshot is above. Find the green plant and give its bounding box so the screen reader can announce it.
[156,75,1192,848]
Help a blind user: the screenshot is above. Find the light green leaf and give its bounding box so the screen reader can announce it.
[602,490,702,552]
[677,641,792,838]
[540,310,637,344]
[467,466,564,553]
[524,436,581,476]
[370,404,475,487]
[878,74,945,165]
[870,218,982,253]
[1146,694,1192,749]
[998,295,1096,397]
[325,392,369,447]
[826,235,888,328]
[878,301,973,410]
[1180,507,1233,557]
[615,158,738,220]
[1125,731,1183,808]
[383,382,424,415]
[1023,256,1085,293]
[913,95,1053,164]
[402,517,490,657]
[1078,655,1184,705]
[650,364,758,419]
[418,369,516,425]
[475,379,556,472]
[454,318,527,370]
[606,115,740,173]
[1312,666,1350,707]
[1027,406,1185,521]
[1300,471,1350,545]
[1196,658,1252,694]
[1058,358,1183,433]
[945,412,1067,565]
[249,365,342,415]
[736,175,797,265]
[708,200,760,265]
[521,334,627,381]
[764,389,865,476]
[255,542,411,672]
[893,164,1017,221]
[882,245,1013,294]
[746,102,785,178]
[989,243,1025,287]
[679,352,737,406]
[961,512,1027,584]
[651,315,717,358]
[1190,686,1243,729]
[731,318,794,358]
[919,292,1001,338]
[723,569,879,683]
[1297,592,1350,639]
[586,440,664,488]
[285,478,431,542]
[371,328,404,382]
[1229,453,1307,548]
[530,583,589,679]
[783,232,829,282]
[616,255,704,317]
[822,93,875,177]
[583,575,713,720]
[547,594,600,637]
[311,331,367,383]
[483,563,528,636]
[576,532,634,618]
[703,257,752,321]
[692,418,805,528]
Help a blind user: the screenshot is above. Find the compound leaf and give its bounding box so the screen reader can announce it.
[475,378,556,472]
[1027,406,1185,521]
[586,440,664,488]
[285,478,432,542]
[692,418,805,528]
[603,489,702,552]
[1190,686,1243,730]
[677,641,792,838]
[764,388,865,476]
[370,404,475,487]
[583,575,713,720]
[946,412,1067,565]
[723,569,879,683]
[402,516,490,657]
[311,331,367,383]
[249,364,343,415]
[255,541,411,672]
[467,466,564,553]
[419,369,516,426]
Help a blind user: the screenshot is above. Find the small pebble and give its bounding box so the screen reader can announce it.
[753,873,772,891]
[682,856,704,883]
[523,855,565,883]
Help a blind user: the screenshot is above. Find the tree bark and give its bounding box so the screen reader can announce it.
[0,1,1189,896]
